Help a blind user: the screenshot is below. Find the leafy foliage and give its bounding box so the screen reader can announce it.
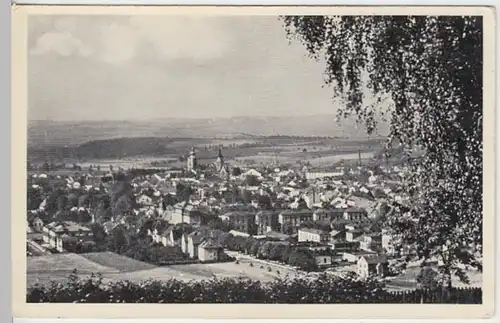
[27,271,482,303]
[27,271,387,303]
[282,15,483,285]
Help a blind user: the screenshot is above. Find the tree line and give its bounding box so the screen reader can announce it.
[26,270,481,303]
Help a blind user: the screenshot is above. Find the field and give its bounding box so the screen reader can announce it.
[28,133,385,170]
[27,252,297,287]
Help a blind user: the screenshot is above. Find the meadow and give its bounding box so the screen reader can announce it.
[28,135,385,170]
[27,252,298,287]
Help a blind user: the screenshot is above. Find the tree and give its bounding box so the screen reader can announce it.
[417,266,441,290]
[231,167,242,176]
[282,16,482,287]
[257,241,274,259]
[281,223,295,236]
[269,243,287,261]
[67,193,79,209]
[249,240,262,256]
[106,225,129,254]
[90,223,107,246]
[257,195,272,209]
[287,249,318,271]
[112,195,133,216]
[244,175,260,187]
[78,194,90,208]
[242,190,253,204]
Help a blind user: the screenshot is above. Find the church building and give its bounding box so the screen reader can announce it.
[187,147,198,172]
[215,146,230,180]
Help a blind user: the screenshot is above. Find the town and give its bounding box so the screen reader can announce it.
[26,143,442,291]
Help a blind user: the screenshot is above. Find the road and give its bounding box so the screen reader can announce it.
[27,239,51,256]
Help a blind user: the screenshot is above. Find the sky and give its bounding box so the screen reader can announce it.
[28,15,346,121]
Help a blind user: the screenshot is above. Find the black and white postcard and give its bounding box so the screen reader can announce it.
[11,5,495,319]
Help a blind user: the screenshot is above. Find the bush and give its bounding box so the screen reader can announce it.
[27,271,389,303]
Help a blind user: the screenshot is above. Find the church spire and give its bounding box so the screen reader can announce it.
[218,145,223,158]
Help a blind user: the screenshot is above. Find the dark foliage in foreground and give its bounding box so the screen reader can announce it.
[27,271,481,304]
[282,15,483,287]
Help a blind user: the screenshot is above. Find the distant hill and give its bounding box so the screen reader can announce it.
[28,115,389,148]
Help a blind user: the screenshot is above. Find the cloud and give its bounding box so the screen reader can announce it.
[29,16,234,65]
[30,31,92,57]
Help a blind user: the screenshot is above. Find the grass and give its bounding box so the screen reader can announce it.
[27,253,119,287]
[80,252,157,272]
[27,251,300,288]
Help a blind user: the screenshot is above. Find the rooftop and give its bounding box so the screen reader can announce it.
[298,227,329,235]
[46,221,91,233]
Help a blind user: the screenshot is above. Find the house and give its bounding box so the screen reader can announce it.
[297,227,330,244]
[170,202,211,225]
[304,170,343,180]
[346,228,364,242]
[278,210,313,233]
[303,187,321,208]
[219,211,257,235]
[329,239,359,252]
[136,194,154,206]
[357,254,389,278]
[312,252,333,268]
[343,250,377,263]
[160,228,172,247]
[103,221,119,234]
[313,209,345,222]
[164,225,194,247]
[359,233,383,252]
[42,221,93,252]
[343,208,368,221]
[182,231,205,259]
[32,217,44,232]
[263,230,291,241]
[229,230,251,238]
[149,222,170,243]
[198,238,224,262]
[255,210,280,235]
[381,228,395,255]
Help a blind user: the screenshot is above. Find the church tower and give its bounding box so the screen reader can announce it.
[216,146,224,171]
[187,147,198,171]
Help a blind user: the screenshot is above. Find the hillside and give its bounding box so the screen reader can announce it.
[28,115,390,147]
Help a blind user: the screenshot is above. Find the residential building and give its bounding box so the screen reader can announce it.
[255,210,280,235]
[359,233,383,252]
[136,194,153,206]
[181,228,222,259]
[32,217,44,232]
[278,210,313,233]
[42,221,93,252]
[357,254,389,278]
[329,239,359,252]
[313,253,333,268]
[342,250,377,263]
[297,227,330,244]
[170,202,211,225]
[219,211,257,235]
[381,228,395,255]
[303,187,321,208]
[313,209,345,222]
[343,208,368,221]
[182,231,205,259]
[304,170,343,180]
[346,228,364,242]
[198,238,224,262]
[261,230,291,241]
